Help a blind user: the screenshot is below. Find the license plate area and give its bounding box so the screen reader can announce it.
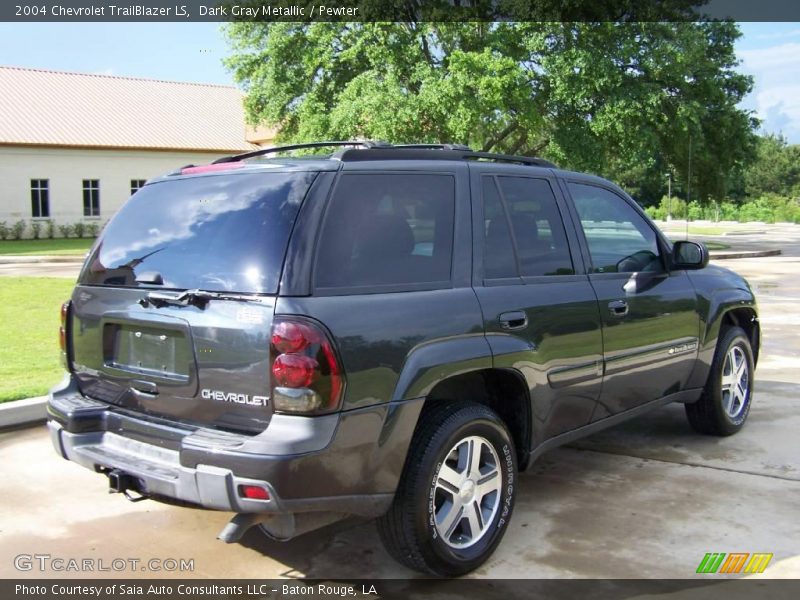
[103,323,191,382]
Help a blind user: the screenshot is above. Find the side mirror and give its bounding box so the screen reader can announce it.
[671,240,709,270]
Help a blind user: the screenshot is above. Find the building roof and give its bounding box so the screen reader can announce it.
[0,66,259,152]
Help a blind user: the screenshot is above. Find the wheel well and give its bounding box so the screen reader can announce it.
[721,308,760,364]
[425,369,532,469]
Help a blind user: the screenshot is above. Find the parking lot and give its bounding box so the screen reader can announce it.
[1,228,798,580]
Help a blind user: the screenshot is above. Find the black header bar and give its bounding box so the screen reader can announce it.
[3,0,800,22]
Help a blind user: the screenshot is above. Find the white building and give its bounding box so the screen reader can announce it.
[0,66,275,233]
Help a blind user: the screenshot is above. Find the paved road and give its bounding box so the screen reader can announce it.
[1,228,798,580]
[0,259,81,278]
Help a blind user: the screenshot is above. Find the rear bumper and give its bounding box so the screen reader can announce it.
[47,377,424,518]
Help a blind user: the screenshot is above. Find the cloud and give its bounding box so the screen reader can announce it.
[738,43,800,142]
[92,68,115,76]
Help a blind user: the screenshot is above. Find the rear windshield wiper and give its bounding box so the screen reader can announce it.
[141,289,262,309]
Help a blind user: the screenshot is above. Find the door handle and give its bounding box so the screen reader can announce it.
[131,380,159,396]
[499,311,528,330]
[608,300,629,317]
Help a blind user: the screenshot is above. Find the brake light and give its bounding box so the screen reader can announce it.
[238,485,270,501]
[269,317,344,414]
[180,163,245,175]
[271,320,312,354]
[272,354,317,388]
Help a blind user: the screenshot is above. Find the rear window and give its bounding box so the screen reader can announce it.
[314,173,455,290]
[80,171,316,294]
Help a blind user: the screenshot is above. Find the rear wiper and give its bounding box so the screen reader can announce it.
[141,289,261,309]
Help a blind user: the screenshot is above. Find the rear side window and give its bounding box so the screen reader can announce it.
[80,172,316,294]
[482,176,574,278]
[482,177,517,279]
[315,173,455,289]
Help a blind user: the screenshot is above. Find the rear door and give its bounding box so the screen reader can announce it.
[562,179,700,419]
[68,169,321,433]
[470,165,604,442]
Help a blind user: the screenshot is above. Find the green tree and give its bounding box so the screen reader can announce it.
[742,134,800,199]
[225,21,756,204]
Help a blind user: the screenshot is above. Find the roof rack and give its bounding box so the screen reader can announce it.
[211,140,557,169]
[392,143,472,151]
[335,147,557,169]
[212,140,391,164]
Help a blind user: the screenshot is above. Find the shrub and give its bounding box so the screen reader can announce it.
[85,222,100,238]
[73,221,85,238]
[687,201,705,221]
[11,220,26,240]
[0,221,8,240]
[31,221,42,239]
[644,195,688,221]
[718,202,739,221]
[58,224,73,238]
[45,219,56,239]
[645,205,661,220]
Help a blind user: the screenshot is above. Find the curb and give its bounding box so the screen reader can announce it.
[0,396,48,430]
[0,255,85,264]
[710,249,782,260]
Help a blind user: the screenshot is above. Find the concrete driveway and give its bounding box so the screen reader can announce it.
[1,243,798,580]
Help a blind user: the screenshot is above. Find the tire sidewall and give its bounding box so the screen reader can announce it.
[416,416,517,576]
[713,330,754,431]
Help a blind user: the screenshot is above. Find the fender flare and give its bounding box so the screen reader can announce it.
[685,287,758,389]
[391,334,494,402]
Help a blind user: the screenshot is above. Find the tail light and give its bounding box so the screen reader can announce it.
[269,317,344,414]
[238,485,270,501]
[59,300,71,367]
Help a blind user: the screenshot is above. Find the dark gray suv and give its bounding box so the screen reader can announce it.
[48,141,760,576]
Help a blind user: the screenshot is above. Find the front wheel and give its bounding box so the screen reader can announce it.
[377,401,517,576]
[686,325,755,436]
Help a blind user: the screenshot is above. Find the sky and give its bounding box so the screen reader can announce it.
[0,21,798,143]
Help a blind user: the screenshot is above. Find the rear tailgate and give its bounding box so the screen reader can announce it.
[70,287,274,433]
[68,170,317,433]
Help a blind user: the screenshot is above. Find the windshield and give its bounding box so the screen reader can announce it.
[79,171,316,294]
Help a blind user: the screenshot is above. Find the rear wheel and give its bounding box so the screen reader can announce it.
[686,326,754,436]
[377,401,517,576]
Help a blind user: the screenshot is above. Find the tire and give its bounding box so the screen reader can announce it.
[685,325,755,436]
[377,401,517,576]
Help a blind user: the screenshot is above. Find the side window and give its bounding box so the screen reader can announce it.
[315,173,455,289]
[493,176,575,277]
[569,183,663,273]
[482,177,517,279]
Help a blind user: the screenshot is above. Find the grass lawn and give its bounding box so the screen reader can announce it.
[0,238,94,256]
[0,277,74,402]
[702,241,731,251]
[660,225,729,236]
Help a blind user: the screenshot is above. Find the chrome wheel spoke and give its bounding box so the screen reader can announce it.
[467,439,483,479]
[465,501,483,537]
[721,391,733,414]
[437,500,463,539]
[436,463,463,493]
[720,372,735,392]
[734,357,746,379]
[476,469,500,501]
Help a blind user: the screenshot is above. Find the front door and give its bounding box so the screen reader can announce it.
[471,166,604,443]
[564,180,700,420]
